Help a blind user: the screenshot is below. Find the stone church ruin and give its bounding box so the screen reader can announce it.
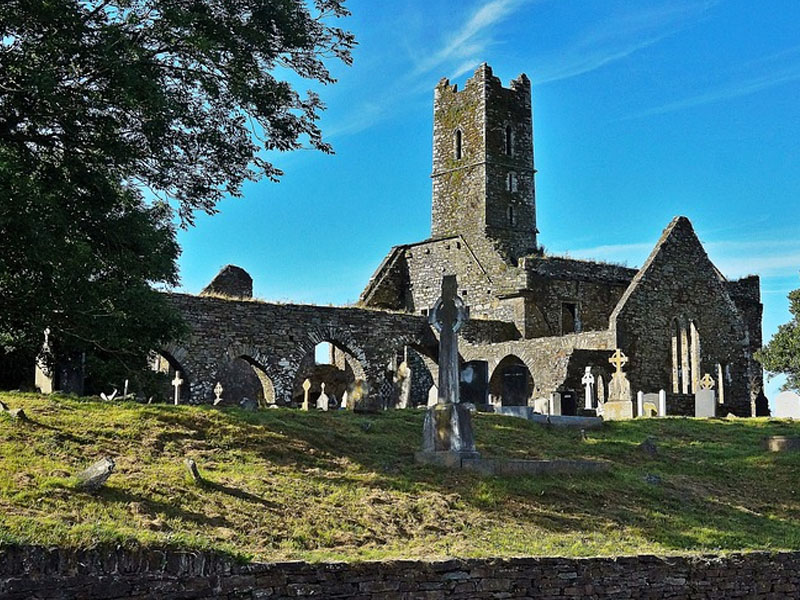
[43,64,766,417]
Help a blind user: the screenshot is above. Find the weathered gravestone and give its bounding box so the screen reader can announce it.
[395,360,412,409]
[695,374,716,418]
[301,379,311,411]
[34,328,54,395]
[774,391,800,419]
[416,276,478,467]
[427,384,438,407]
[642,393,660,417]
[213,382,224,406]
[603,349,633,420]
[533,397,550,415]
[317,383,330,411]
[582,367,595,411]
[76,457,115,492]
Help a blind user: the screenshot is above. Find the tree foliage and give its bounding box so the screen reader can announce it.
[0,0,353,382]
[757,288,800,392]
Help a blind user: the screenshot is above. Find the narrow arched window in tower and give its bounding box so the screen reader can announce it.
[507,205,515,225]
[454,129,463,160]
[506,171,518,192]
[504,125,514,156]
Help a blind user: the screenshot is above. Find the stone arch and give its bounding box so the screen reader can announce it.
[292,327,370,408]
[489,355,534,406]
[152,344,192,404]
[221,343,287,406]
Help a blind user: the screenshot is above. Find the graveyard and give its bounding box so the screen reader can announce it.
[2,390,800,563]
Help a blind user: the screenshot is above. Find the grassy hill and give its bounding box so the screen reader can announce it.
[1,392,800,563]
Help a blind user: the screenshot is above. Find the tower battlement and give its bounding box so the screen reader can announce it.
[431,63,537,265]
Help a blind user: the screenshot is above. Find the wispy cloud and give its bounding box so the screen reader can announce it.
[411,0,530,77]
[625,46,800,119]
[534,1,719,84]
[559,236,800,280]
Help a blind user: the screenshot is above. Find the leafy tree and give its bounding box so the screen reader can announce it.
[757,288,800,393]
[0,0,354,385]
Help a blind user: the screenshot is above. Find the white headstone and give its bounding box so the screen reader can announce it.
[533,397,550,415]
[658,389,667,416]
[774,391,800,419]
[171,372,183,405]
[581,367,595,410]
[341,390,349,410]
[316,383,329,411]
[427,384,438,407]
[549,392,562,416]
[213,382,224,406]
[695,389,716,418]
[636,391,644,417]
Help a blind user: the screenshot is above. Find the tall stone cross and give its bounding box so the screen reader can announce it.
[172,372,183,405]
[581,366,595,410]
[609,349,628,374]
[428,275,468,405]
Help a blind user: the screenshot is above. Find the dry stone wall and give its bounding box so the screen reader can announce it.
[3,546,799,600]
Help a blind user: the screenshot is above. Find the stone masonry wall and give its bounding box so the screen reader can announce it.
[610,217,756,416]
[3,546,800,600]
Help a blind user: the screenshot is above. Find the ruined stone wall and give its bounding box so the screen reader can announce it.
[610,218,756,416]
[403,237,502,317]
[4,546,800,600]
[726,275,765,405]
[461,330,615,400]
[164,294,437,410]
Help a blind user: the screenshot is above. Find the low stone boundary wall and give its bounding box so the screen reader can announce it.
[1,545,799,599]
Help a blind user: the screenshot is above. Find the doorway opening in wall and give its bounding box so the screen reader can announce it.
[489,355,534,406]
[216,355,275,408]
[150,350,191,404]
[561,303,578,334]
[296,340,366,409]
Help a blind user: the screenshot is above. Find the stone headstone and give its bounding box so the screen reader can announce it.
[658,389,667,416]
[301,379,311,411]
[603,400,634,421]
[341,390,349,410]
[213,382,224,406]
[171,372,183,405]
[185,458,202,483]
[76,457,115,492]
[239,397,257,411]
[643,393,660,417]
[695,389,716,418]
[34,327,54,395]
[395,360,412,409]
[317,383,330,411]
[549,392,562,416]
[604,349,633,420]
[533,397,550,415]
[427,384,439,407]
[581,367,595,410]
[774,391,800,419]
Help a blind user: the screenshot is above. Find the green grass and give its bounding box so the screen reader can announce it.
[1,391,800,562]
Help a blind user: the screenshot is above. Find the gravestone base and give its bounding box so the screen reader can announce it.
[421,403,477,454]
[414,450,480,468]
[602,400,634,421]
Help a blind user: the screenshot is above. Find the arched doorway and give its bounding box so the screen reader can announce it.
[489,355,534,406]
[215,355,275,409]
[294,340,367,409]
[150,349,191,404]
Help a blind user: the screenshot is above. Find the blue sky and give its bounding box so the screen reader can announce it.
[176,0,800,399]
